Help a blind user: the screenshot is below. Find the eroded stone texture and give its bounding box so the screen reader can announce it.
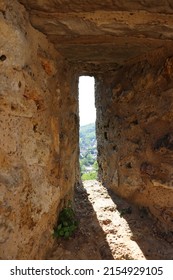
[18,0,173,13]
[19,0,173,68]
[96,47,173,231]
[0,0,79,259]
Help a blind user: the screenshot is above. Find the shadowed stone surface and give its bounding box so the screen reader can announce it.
[19,0,173,66]
[96,47,173,231]
[0,0,79,259]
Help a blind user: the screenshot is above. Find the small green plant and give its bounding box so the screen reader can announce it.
[53,201,78,239]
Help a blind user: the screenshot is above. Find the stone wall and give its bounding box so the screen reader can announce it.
[0,0,79,259]
[96,47,173,231]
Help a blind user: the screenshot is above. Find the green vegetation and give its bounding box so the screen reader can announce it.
[53,201,78,239]
[80,123,98,181]
[81,171,97,180]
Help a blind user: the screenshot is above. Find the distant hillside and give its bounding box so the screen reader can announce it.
[80,123,96,154]
[79,123,98,180]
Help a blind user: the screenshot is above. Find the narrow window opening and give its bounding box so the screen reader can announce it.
[78,76,98,181]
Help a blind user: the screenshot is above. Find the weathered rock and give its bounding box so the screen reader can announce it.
[96,47,173,231]
[19,0,173,67]
[0,0,79,259]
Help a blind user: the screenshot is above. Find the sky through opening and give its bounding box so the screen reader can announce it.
[79,76,96,126]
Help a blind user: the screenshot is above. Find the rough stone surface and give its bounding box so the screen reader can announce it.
[0,0,79,259]
[19,0,173,67]
[96,47,173,231]
[18,0,173,13]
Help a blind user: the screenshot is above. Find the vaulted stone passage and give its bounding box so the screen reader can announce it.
[1,0,173,259]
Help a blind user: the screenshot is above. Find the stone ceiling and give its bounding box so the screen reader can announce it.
[19,0,173,67]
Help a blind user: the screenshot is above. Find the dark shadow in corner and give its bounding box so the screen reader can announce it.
[106,186,173,260]
[47,183,113,260]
